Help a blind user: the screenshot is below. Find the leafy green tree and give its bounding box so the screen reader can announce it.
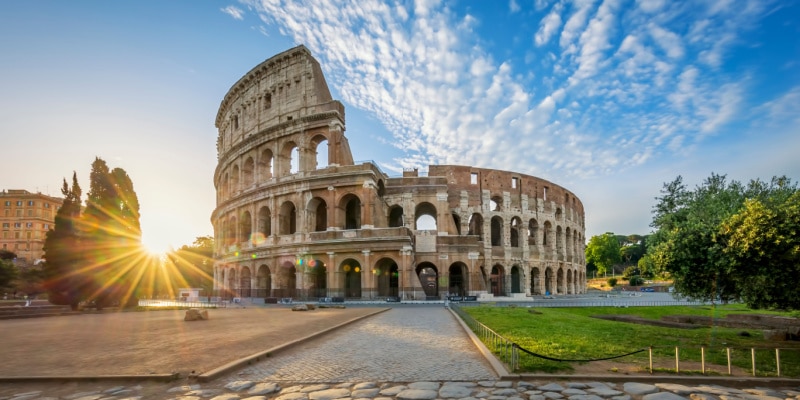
[81,157,142,308]
[607,277,617,287]
[43,173,85,309]
[164,236,215,297]
[647,173,798,307]
[628,275,644,286]
[585,233,621,276]
[720,192,800,309]
[0,258,19,292]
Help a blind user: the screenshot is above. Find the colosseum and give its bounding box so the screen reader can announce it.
[211,45,586,302]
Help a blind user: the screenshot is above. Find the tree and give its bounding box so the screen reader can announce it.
[720,192,800,309]
[647,173,798,308]
[0,258,18,292]
[585,233,621,276]
[81,158,142,308]
[43,173,85,309]
[164,236,215,297]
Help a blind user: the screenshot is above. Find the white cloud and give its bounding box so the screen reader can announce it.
[509,0,521,13]
[221,5,245,20]
[535,4,563,46]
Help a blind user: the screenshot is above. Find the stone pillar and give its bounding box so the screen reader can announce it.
[361,250,371,299]
[327,252,340,298]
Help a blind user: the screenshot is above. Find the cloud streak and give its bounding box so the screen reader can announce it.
[243,0,786,183]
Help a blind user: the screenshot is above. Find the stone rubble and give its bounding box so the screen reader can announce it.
[1,380,798,400]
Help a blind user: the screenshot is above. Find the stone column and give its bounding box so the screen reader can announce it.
[361,250,371,299]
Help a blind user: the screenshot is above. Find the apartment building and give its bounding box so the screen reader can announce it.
[0,189,63,265]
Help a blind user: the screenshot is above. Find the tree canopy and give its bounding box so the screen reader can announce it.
[647,173,799,309]
[585,233,621,276]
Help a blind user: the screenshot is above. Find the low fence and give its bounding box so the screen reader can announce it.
[138,299,227,309]
[451,304,799,377]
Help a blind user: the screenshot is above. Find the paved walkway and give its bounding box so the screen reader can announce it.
[228,306,496,383]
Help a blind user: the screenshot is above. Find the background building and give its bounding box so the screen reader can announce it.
[1,189,63,265]
[211,46,586,301]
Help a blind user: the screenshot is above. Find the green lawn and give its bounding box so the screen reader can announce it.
[462,304,800,376]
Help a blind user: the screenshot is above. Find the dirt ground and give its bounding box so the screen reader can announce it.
[0,306,383,378]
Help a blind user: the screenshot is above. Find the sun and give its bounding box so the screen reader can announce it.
[140,234,174,256]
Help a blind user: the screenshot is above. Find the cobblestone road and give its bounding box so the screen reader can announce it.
[228,305,497,383]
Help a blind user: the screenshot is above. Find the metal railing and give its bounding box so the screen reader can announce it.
[138,299,226,309]
[451,304,519,370]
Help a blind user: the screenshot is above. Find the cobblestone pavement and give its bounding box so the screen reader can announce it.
[228,306,496,383]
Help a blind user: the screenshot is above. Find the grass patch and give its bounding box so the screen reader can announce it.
[462,304,800,376]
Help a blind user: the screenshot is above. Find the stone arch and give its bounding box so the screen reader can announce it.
[307,258,327,298]
[275,261,297,298]
[257,264,271,297]
[240,266,252,297]
[280,141,298,176]
[565,227,572,261]
[230,164,240,193]
[259,148,273,180]
[221,172,229,200]
[557,267,565,294]
[531,267,541,295]
[279,201,297,235]
[374,257,399,297]
[388,205,404,228]
[555,207,562,221]
[340,194,361,230]
[567,269,573,295]
[310,134,328,169]
[341,258,362,298]
[226,267,237,299]
[490,264,505,296]
[416,262,438,298]
[543,221,552,247]
[528,218,538,245]
[490,216,503,246]
[452,213,461,235]
[510,265,522,293]
[510,216,522,248]
[242,156,255,188]
[415,202,437,231]
[257,206,271,239]
[556,225,564,259]
[545,267,554,295]
[448,262,468,296]
[240,211,252,243]
[468,213,483,240]
[306,197,328,232]
[490,195,502,211]
[226,215,237,245]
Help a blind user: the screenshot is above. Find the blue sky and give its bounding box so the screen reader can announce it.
[1,1,798,252]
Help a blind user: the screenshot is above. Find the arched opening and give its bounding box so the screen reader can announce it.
[531,267,540,295]
[276,261,296,298]
[490,216,503,246]
[490,264,505,296]
[259,148,273,180]
[557,267,564,294]
[226,215,237,245]
[307,197,328,232]
[242,157,254,188]
[240,211,252,243]
[341,259,362,298]
[415,202,437,231]
[452,213,461,235]
[468,213,483,240]
[528,219,538,246]
[545,267,553,296]
[308,259,327,298]
[341,194,361,230]
[226,268,237,299]
[510,265,521,293]
[388,205,404,228]
[257,264,271,298]
[490,196,502,211]
[221,172,229,200]
[240,267,252,297]
[231,165,240,193]
[279,201,297,235]
[311,135,328,169]
[543,221,552,247]
[375,258,399,297]
[416,263,438,299]
[567,269,573,295]
[510,217,521,247]
[448,263,468,296]
[556,225,564,258]
[290,147,300,174]
[257,206,271,241]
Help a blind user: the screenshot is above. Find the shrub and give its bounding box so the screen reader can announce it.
[607,278,618,287]
[629,275,645,286]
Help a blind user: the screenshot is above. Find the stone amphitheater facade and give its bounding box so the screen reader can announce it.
[211,45,586,301]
